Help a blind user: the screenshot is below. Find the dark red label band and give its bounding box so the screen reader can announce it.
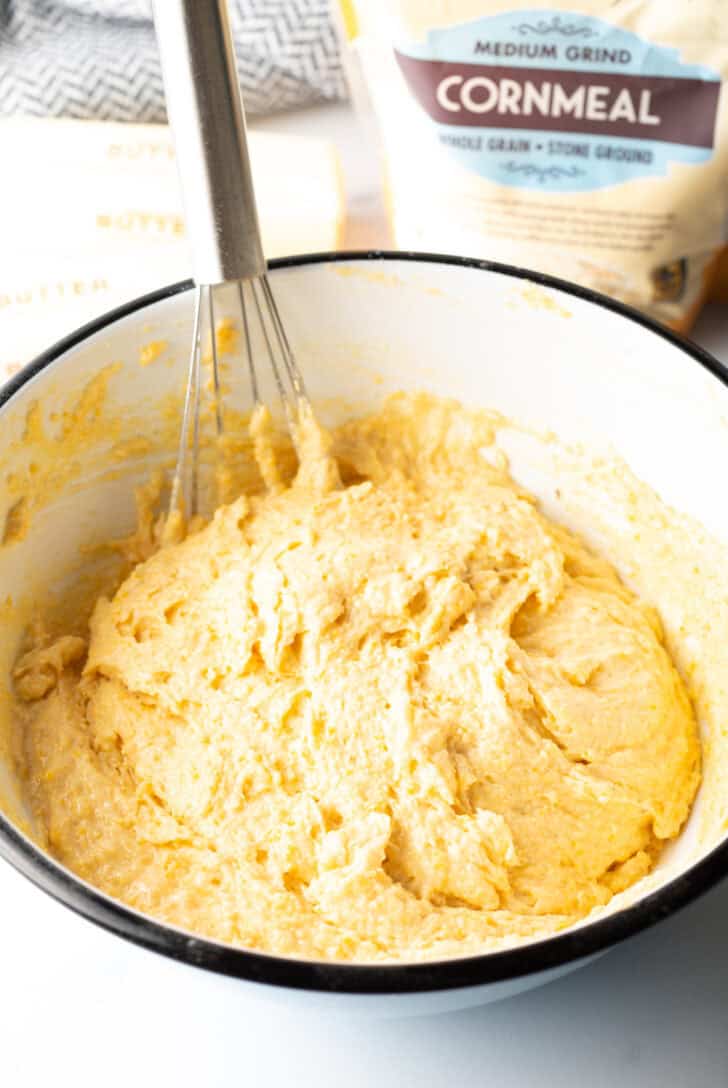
[395,53,720,149]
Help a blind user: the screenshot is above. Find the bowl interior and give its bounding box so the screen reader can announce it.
[1,255,728,960]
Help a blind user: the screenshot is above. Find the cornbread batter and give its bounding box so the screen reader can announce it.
[13,395,700,962]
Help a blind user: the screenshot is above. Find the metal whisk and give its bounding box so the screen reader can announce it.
[153,0,308,519]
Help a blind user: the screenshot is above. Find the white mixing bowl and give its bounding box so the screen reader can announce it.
[1,252,727,1016]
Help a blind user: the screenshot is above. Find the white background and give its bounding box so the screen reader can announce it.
[1,105,727,1085]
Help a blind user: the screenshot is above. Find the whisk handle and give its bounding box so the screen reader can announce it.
[152,0,266,285]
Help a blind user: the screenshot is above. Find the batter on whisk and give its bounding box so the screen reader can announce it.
[13,393,700,962]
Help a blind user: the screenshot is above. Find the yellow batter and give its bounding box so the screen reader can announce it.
[13,394,700,962]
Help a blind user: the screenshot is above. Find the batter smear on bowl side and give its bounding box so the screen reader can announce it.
[13,394,700,962]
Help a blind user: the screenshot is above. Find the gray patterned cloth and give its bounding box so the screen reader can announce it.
[0,0,347,119]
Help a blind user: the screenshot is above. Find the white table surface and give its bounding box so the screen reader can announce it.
[2,104,728,1085]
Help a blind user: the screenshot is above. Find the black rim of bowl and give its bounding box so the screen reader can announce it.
[1,249,727,996]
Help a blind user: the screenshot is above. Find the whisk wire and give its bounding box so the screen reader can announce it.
[260,274,307,401]
[170,275,309,521]
[249,277,295,432]
[237,280,260,407]
[190,299,202,518]
[208,285,224,437]
[169,284,203,519]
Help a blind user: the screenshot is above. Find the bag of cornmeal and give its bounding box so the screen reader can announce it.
[338,1,728,331]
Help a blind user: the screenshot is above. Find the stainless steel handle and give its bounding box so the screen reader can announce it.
[152,0,266,285]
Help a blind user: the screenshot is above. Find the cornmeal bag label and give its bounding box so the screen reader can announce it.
[395,12,722,191]
[339,1,728,330]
